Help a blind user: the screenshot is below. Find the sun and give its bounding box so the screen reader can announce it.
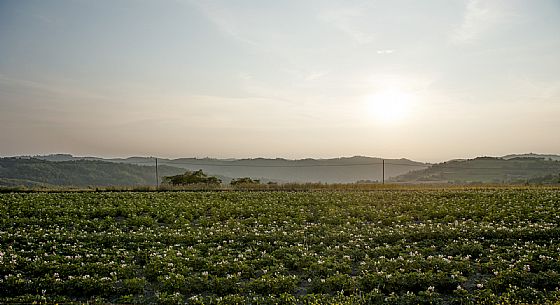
[365,89,413,125]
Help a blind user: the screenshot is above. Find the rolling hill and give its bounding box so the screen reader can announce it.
[5,154,559,186]
[35,155,429,183]
[393,157,560,184]
[501,153,560,161]
[0,158,186,187]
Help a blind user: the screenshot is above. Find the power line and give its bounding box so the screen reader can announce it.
[123,160,430,168]
[116,159,558,170]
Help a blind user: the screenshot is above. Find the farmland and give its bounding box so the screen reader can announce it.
[1,188,560,304]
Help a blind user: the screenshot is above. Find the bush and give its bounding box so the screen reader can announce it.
[162,170,221,186]
[230,177,260,186]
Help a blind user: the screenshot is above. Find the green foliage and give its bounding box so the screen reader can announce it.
[163,170,221,186]
[1,188,560,304]
[528,173,560,184]
[394,157,560,184]
[0,157,185,187]
[230,177,260,186]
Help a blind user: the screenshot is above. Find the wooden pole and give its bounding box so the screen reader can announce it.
[382,159,385,185]
[155,157,159,188]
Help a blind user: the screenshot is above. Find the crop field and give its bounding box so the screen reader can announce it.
[1,188,560,304]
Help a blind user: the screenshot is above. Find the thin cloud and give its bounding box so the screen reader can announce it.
[183,0,261,48]
[304,71,328,82]
[451,0,515,44]
[511,76,560,101]
[0,74,115,103]
[376,49,394,54]
[318,7,374,45]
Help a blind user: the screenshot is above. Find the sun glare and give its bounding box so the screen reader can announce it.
[366,89,413,125]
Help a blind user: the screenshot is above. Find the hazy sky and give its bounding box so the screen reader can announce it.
[1,0,559,162]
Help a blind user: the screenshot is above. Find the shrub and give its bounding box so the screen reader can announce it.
[162,170,221,186]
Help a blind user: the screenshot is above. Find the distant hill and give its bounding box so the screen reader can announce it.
[0,158,187,187]
[393,157,560,184]
[10,154,560,185]
[501,153,560,161]
[34,154,429,183]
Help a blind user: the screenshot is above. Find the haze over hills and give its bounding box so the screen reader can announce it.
[3,153,559,188]
[32,154,429,184]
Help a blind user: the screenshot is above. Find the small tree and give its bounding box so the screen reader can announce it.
[163,170,221,186]
[230,177,260,186]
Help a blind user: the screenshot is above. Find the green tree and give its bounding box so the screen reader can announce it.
[163,170,221,186]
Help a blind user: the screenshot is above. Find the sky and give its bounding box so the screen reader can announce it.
[1,0,559,162]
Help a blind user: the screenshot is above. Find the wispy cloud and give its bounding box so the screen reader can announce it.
[318,6,374,45]
[183,0,261,48]
[0,74,114,103]
[451,0,516,44]
[32,13,56,24]
[303,71,328,82]
[376,49,394,55]
[280,68,329,83]
[511,76,560,101]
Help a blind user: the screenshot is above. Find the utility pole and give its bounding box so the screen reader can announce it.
[382,159,385,185]
[155,157,159,189]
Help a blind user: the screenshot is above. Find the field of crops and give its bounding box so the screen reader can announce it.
[1,188,560,304]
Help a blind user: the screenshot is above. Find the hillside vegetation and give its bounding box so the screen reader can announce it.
[393,157,560,184]
[0,158,186,187]
[8,154,559,187]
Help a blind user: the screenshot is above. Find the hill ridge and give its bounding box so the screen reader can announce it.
[22,154,429,184]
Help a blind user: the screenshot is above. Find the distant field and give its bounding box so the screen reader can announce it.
[1,189,560,304]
